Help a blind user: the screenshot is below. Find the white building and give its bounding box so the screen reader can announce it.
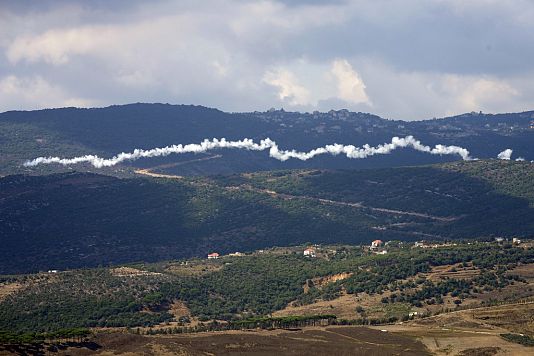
[303,248,316,258]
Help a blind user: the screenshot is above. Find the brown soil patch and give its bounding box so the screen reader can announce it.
[169,300,191,319]
[303,272,352,293]
[274,293,359,319]
[458,346,501,356]
[373,324,532,356]
[62,326,429,355]
[508,263,534,279]
[0,282,22,301]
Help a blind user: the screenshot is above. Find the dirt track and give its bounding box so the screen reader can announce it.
[230,184,459,222]
[135,159,458,222]
[134,154,222,179]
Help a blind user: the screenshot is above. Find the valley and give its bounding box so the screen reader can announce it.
[1,242,533,355]
[0,105,533,355]
[3,1,534,354]
[1,160,533,274]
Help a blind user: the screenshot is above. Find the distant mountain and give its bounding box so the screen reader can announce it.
[1,160,532,274]
[0,103,533,176]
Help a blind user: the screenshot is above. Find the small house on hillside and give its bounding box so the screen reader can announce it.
[207,252,220,259]
[371,240,383,248]
[228,251,245,257]
[303,248,316,258]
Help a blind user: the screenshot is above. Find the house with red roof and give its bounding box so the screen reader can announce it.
[207,252,220,259]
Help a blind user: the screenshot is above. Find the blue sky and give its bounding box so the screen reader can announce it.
[1,0,533,119]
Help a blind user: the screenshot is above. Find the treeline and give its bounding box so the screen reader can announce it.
[500,333,534,347]
[0,328,90,345]
[136,315,336,335]
[139,314,422,336]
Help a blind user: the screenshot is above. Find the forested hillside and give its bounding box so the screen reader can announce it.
[0,160,532,274]
[1,104,532,176]
[0,243,532,332]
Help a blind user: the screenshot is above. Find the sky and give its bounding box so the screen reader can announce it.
[1,0,534,120]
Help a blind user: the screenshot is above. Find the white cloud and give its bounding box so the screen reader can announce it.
[1,1,534,117]
[263,68,311,106]
[115,70,157,88]
[440,75,519,114]
[0,75,94,110]
[330,59,371,105]
[7,27,114,65]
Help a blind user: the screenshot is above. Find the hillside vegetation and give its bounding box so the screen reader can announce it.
[0,160,532,274]
[1,104,533,176]
[0,242,532,333]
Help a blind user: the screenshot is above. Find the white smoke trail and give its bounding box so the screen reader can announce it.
[23,135,474,168]
[497,149,513,160]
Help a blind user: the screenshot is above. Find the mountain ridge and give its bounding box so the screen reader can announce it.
[2,102,533,123]
[1,103,533,176]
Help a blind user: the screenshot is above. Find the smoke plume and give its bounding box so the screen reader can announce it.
[497,149,513,160]
[23,135,473,168]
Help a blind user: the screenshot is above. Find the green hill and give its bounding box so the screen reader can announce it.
[0,160,532,274]
[1,104,533,176]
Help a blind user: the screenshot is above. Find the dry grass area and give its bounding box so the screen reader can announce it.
[274,292,360,320]
[375,324,531,356]
[371,302,534,356]
[167,300,201,327]
[274,290,414,321]
[169,300,190,320]
[0,282,22,302]
[110,267,161,277]
[423,264,480,282]
[470,302,534,335]
[508,263,534,279]
[56,326,429,356]
[164,260,223,277]
[0,272,64,302]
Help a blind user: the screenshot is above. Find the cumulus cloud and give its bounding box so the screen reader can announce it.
[263,68,311,106]
[7,27,112,65]
[330,59,370,105]
[0,75,94,110]
[262,59,371,109]
[440,75,519,114]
